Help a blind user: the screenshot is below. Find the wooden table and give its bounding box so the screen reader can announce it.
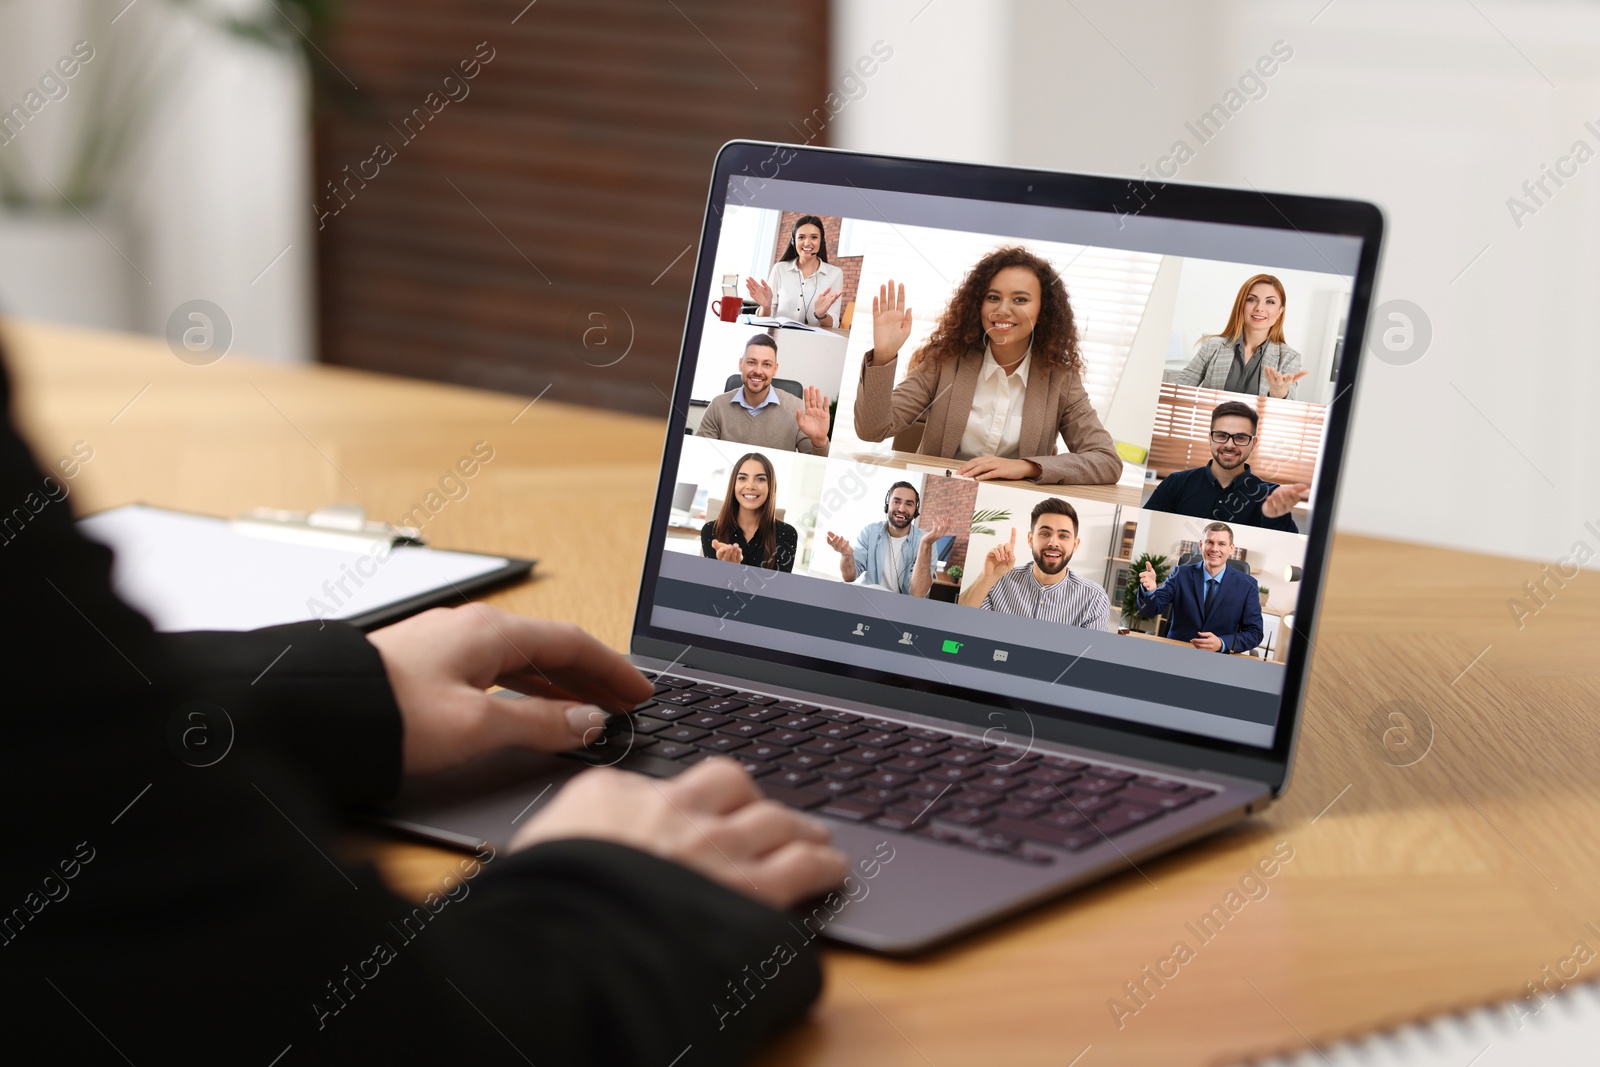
[11,317,1600,1067]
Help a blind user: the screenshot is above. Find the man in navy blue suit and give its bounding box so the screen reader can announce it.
[1136,522,1264,654]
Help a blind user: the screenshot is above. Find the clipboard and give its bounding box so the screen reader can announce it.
[78,503,535,632]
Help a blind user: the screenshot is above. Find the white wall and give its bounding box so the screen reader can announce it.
[1106,254,1181,455]
[832,0,1600,565]
[0,0,313,363]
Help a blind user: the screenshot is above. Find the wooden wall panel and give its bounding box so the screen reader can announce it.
[314,0,830,415]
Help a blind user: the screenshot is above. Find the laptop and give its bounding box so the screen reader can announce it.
[378,142,1384,954]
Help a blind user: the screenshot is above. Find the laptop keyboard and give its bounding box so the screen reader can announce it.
[569,673,1219,866]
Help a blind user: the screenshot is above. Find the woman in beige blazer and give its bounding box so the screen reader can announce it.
[852,246,1122,485]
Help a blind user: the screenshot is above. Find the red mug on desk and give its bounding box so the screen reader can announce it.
[712,297,741,322]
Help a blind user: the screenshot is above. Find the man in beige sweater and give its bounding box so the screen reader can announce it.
[696,334,831,455]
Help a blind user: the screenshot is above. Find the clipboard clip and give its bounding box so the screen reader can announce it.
[232,504,426,548]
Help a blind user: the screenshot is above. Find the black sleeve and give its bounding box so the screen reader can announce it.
[775,523,797,573]
[0,351,819,1064]
[701,520,717,558]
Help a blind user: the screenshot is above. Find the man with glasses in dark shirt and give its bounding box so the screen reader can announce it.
[1143,400,1308,533]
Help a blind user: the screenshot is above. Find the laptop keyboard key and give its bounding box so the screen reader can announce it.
[656,690,708,706]
[995,799,1046,818]
[734,691,777,705]
[692,684,736,697]
[1023,766,1077,785]
[970,774,1023,794]
[899,740,949,759]
[838,747,896,766]
[800,737,851,756]
[856,731,904,749]
[923,765,981,784]
[778,751,831,770]
[741,741,791,762]
[818,798,882,822]
[701,735,748,753]
[884,755,938,774]
[939,749,990,767]
[807,778,860,797]
[818,710,863,723]
[819,761,869,780]
[684,712,733,730]
[1135,776,1187,793]
[649,741,696,760]
[631,715,677,735]
[771,769,818,788]
[1069,776,1126,796]
[660,725,709,744]
[816,722,867,741]
[940,807,994,827]
[859,770,914,789]
[854,787,904,806]
[902,780,950,800]
[723,721,772,739]
[773,700,819,714]
[760,783,826,810]
[695,699,747,715]
[727,704,786,723]
[948,789,1002,808]
[1090,804,1158,836]
[776,714,824,731]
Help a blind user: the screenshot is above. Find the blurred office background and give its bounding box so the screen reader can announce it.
[0,0,1594,564]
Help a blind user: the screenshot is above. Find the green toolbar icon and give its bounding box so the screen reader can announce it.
[941,639,963,654]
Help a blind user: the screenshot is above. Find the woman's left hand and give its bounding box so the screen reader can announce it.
[811,286,839,324]
[956,456,1042,481]
[1263,366,1308,399]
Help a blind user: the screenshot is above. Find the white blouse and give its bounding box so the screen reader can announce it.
[956,345,1031,460]
[763,258,844,326]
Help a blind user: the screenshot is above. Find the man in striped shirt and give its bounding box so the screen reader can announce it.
[958,497,1111,630]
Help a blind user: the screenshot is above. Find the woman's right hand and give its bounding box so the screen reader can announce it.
[710,539,744,564]
[744,276,774,316]
[871,280,913,364]
[512,759,847,909]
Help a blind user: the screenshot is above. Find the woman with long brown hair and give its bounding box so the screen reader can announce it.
[1170,273,1307,399]
[852,246,1121,485]
[699,451,798,572]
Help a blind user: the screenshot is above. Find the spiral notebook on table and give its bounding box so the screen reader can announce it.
[78,503,533,631]
[1230,979,1600,1065]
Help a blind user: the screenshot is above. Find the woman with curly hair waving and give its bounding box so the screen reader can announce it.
[852,246,1122,485]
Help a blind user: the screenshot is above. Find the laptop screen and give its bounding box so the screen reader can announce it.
[636,145,1377,754]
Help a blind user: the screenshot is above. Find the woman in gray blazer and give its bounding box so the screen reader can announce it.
[852,246,1122,486]
[1169,274,1308,400]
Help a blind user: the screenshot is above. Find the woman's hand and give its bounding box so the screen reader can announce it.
[870,280,913,363]
[1263,366,1308,399]
[744,276,774,316]
[366,605,653,777]
[710,539,744,563]
[512,758,848,909]
[956,456,1042,481]
[811,285,839,326]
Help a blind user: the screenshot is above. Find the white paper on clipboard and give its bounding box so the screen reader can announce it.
[79,504,521,631]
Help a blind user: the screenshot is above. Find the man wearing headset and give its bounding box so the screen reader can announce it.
[824,480,948,597]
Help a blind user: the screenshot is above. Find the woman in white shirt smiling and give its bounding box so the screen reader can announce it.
[852,246,1122,486]
[745,214,845,328]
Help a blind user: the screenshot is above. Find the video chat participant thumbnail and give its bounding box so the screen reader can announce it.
[1168,273,1308,400]
[1135,521,1264,654]
[701,451,798,572]
[853,247,1122,486]
[824,480,948,598]
[1144,400,1308,533]
[959,497,1111,630]
[745,213,845,328]
[696,333,832,455]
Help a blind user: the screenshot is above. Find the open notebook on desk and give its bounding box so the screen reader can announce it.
[1231,978,1600,1065]
[79,504,532,631]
